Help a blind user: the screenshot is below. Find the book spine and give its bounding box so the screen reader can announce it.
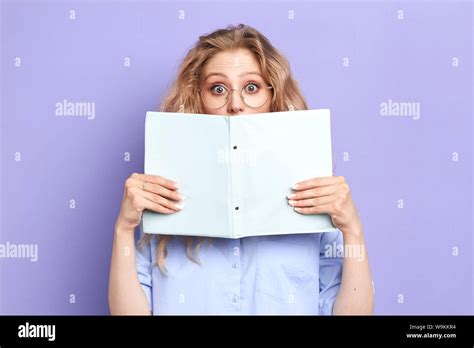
[227,116,234,239]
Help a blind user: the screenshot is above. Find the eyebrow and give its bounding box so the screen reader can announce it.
[204,71,263,81]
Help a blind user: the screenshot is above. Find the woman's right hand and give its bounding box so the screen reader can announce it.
[115,172,184,232]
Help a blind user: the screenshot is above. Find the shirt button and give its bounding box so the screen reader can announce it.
[232,295,239,303]
[232,262,239,269]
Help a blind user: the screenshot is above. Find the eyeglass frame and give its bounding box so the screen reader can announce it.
[197,84,273,109]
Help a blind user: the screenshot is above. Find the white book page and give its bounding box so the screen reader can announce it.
[142,112,230,238]
[231,109,336,238]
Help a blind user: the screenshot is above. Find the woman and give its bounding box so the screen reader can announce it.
[108,24,374,315]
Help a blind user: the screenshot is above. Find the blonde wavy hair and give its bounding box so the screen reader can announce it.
[139,23,308,275]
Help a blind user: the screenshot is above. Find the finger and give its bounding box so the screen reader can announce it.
[294,203,333,215]
[286,185,339,200]
[288,194,336,207]
[131,194,176,214]
[292,176,345,191]
[143,182,183,202]
[142,197,178,214]
[140,190,184,212]
[131,173,179,190]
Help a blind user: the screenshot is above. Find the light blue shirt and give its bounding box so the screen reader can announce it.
[134,225,343,315]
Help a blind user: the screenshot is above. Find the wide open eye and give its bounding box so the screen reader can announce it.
[245,83,259,94]
[210,85,227,95]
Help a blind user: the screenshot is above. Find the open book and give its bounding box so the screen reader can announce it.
[141,109,336,239]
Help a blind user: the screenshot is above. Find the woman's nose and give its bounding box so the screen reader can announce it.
[227,90,245,114]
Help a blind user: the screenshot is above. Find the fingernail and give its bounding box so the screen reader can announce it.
[294,207,302,212]
[287,193,296,199]
[178,193,185,200]
[174,182,180,189]
[175,202,184,209]
[292,184,300,189]
[288,200,296,206]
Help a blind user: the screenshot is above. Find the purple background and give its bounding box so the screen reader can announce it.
[1,0,472,314]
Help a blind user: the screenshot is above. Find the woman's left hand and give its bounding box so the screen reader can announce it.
[287,176,361,237]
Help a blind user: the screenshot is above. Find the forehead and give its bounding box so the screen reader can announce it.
[201,48,262,78]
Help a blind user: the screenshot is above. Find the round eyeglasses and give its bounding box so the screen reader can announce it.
[198,83,273,109]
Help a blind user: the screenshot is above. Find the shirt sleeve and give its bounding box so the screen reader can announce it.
[134,221,153,313]
[318,229,344,315]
